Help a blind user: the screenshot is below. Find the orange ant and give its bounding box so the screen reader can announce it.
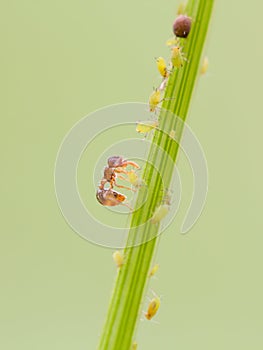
[96,156,140,209]
[99,156,140,191]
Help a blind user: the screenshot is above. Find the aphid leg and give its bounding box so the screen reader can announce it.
[158,97,176,106]
[149,289,160,298]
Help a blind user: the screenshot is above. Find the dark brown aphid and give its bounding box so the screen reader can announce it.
[173,15,192,38]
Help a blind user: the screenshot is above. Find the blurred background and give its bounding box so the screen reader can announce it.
[1,0,263,349]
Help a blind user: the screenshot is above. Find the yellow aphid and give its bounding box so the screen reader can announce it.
[171,46,186,68]
[149,264,159,277]
[145,296,161,320]
[177,3,186,15]
[151,204,169,224]
[132,342,138,350]
[136,120,158,134]
[126,169,142,188]
[200,56,209,75]
[149,89,161,112]
[169,129,176,139]
[155,57,169,78]
[166,38,179,47]
[127,169,138,184]
[112,251,124,268]
[117,169,143,189]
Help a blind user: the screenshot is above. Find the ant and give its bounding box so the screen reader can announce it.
[99,156,140,191]
[96,156,140,208]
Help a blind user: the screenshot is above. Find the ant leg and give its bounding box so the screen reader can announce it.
[114,183,136,192]
[123,161,140,169]
[121,201,133,211]
[99,179,107,190]
[117,174,129,182]
[114,167,128,175]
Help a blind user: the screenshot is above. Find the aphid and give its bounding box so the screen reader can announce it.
[96,188,127,207]
[173,15,192,38]
[155,57,169,78]
[171,45,186,68]
[126,170,143,188]
[149,264,159,277]
[177,3,186,15]
[166,38,179,47]
[132,342,138,350]
[169,129,176,139]
[151,193,171,224]
[136,120,159,135]
[151,204,169,224]
[144,295,161,320]
[200,56,209,75]
[113,251,124,268]
[149,88,161,112]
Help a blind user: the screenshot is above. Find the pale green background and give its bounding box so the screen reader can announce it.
[1,0,263,349]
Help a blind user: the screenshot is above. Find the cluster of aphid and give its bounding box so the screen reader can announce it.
[96,156,140,208]
[112,252,161,350]
[113,250,161,322]
[152,15,191,108]
[135,14,192,141]
[136,12,208,141]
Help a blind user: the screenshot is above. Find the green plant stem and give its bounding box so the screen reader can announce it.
[97,1,214,349]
